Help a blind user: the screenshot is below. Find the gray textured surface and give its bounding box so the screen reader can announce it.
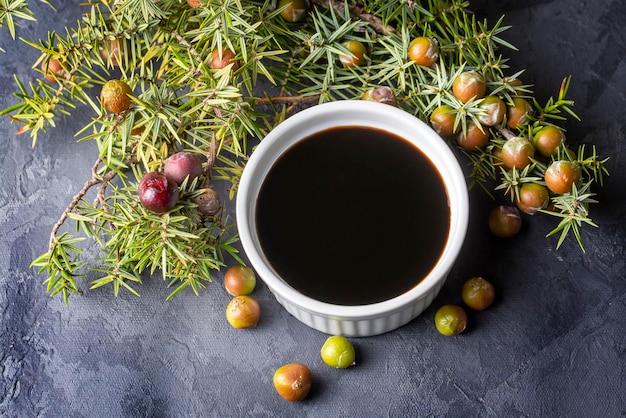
[1,1,625,417]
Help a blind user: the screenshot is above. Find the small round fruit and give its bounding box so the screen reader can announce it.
[187,0,202,7]
[100,80,133,114]
[430,105,459,137]
[225,295,260,329]
[361,86,397,106]
[130,125,145,137]
[544,160,581,194]
[41,58,67,83]
[223,265,256,296]
[533,125,565,158]
[210,48,238,71]
[138,172,180,214]
[492,145,503,163]
[501,136,535,170]
[320,336,356,369]
[452,70,486,103]
[339,40,366,67]
[164,151,203,185]
[462,277,495,311]
[408,36,439,67]
[194,188,223,216]
[435,305,467,336]
[477,95,506,126]
[506,97,533,129]
[278,0,310,23]
[456,121,489,150]
[488,205,522,238]
[101,38,124,66]
[504,76,523,90]
[273,363,312,402]
[516,183,550,215]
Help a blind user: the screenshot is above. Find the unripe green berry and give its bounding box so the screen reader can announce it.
[320,336,356,368]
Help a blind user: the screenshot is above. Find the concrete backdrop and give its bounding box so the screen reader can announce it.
[1,0,625,416]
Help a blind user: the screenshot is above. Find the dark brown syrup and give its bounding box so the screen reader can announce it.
[255,126,449,305]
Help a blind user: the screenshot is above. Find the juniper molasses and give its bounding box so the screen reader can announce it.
[255,126,450,305]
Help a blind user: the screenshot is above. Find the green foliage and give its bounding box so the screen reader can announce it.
[1,0,608,301]
[0,0,54,51]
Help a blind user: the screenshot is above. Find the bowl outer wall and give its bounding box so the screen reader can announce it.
[236,100,469,331]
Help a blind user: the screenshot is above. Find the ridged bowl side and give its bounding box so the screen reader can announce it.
[269,279,445,337]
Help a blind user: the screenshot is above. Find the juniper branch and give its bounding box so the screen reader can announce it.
[49,154,137,252]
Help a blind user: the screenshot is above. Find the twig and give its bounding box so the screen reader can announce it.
[202,133,217,186]
[313,0,399,36]
[48,155,135,252]
[254,94,321,106]
[170,30,204,76]
[498,126,517,140]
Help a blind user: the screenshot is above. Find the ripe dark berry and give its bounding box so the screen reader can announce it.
[408,36,439,67]
[164,152,203,185]
[138,172,180,214]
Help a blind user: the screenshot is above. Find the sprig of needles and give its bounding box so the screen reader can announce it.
[1,0,609,301]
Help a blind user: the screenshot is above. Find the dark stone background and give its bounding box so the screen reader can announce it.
[1,1,624,416]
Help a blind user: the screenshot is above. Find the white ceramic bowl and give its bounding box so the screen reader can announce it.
[236,100,469,337]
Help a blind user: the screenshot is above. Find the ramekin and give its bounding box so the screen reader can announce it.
[236,100,469,337]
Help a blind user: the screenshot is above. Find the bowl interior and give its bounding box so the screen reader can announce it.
[236,100,469,319]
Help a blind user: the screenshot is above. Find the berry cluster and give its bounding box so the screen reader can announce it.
[136,151,223,216]
[427,66,583,218]
[5,0,607,302]
[347,33,604,248]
